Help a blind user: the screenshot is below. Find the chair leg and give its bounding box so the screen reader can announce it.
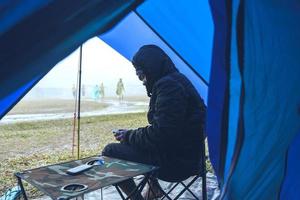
[145,179,173,200]
[173,175,200,200]
[115,185,126,200]
[180,182,199,199]
[202,171,207,200]
[160,182,180,199]
[201,137,207,200]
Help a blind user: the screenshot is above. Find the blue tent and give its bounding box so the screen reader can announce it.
[1,0,300,199]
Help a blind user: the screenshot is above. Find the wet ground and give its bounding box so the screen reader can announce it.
[1,100,148,124]
[1,99,220,199]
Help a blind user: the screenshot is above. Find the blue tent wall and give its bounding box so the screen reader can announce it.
[1,0,300,199]
[280,131,300,200]
[99,12,210,102]
[0,0,51,35]
[224,0,242,184]
[99,0,213,102]
[219,1,300,199]
[0,0,143,120]
[136,0,213,83]
[206,0,231,185]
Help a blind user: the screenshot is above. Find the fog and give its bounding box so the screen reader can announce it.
[24,37,145,100]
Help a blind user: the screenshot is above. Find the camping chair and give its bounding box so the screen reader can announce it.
[159,171,206,200]
[147,138,207,200]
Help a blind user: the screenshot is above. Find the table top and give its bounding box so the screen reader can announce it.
[16,156,157,200]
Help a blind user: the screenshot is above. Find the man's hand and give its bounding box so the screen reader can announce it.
[112,129,128,142]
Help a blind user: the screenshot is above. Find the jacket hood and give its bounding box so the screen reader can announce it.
[132,45,178,96]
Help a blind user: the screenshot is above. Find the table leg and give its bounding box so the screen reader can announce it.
[115,173,152,200]
[74,195,84,200]
[126,173,151,200]
[16,176,28,200]
[115,185,126,199]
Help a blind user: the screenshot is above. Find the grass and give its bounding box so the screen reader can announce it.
[0,112,148,197]
[0,111,212,198]
[0,112,149,160]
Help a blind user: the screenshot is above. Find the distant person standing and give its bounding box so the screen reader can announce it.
[116,78,125,101]
[100,82,105,100]
[72,84,76,99]
[93,85,100,101]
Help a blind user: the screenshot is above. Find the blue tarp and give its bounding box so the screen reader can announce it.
[280,131,300,200]
[1,0,300,199]
[99,11,209,102]
[221,1,300,199]
[136,0,213,83]
[0,0,142,118]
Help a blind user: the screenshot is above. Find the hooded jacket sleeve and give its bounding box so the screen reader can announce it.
[123,78,188,152]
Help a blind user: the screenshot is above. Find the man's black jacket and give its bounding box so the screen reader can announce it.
[124,45,206,181]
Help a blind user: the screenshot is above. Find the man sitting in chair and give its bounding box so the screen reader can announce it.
[102,45,206,200]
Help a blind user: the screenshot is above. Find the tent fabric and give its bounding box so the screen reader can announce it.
[0,77,41,118]
[206,0,231,185]
[0,0,51,35]
[224,0,242,184]
[99,0,214,102]
[0,0,143,120]
[220,1,300,199]
[99,12,209,102]
[1,0,300,199]
[280,131,300,200]
[136,0,213,83]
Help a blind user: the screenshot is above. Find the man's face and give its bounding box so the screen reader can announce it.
[136,69,147,85]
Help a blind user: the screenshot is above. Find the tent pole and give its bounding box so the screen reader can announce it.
[134,10,208,86]
[72,49,80,156]
[72,95,77,156]
[77,45,83,159]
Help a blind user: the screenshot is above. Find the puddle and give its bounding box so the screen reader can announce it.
[1,100,148,124]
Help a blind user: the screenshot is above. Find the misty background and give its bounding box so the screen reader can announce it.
[23,37,146,100]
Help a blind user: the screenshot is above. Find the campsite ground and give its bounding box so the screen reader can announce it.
[6,96,149,115]
[0,98,212,198]
[0,98,148,197]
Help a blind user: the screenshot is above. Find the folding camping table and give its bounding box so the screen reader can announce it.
[15,156,157,200]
